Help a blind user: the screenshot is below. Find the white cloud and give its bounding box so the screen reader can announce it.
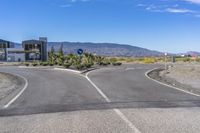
[165,8,195,13]
[195,14,200,17]
[70,0,90,2]
[184,0,200,4]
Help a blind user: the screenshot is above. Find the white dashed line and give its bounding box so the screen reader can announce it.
[85,71,141,133]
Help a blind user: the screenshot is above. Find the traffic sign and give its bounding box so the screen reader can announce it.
[77,49,83,55]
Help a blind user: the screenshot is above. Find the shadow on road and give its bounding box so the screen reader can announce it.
[1,100,200,117]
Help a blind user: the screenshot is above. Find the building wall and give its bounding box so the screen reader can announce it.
[0,40,10,61]
[7,48,25,62]
[23,39,48,62]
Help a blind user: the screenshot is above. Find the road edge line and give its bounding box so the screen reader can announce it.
[85,71,141,133]
[54,68,81,74]
[3,73,28,108]
[145,68,200,97]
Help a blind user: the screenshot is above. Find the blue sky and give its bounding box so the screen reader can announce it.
[0,0,200,53]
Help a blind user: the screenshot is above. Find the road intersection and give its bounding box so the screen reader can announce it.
[0,64,200,133]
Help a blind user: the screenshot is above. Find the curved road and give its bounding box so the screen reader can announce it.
[0,64,200,133]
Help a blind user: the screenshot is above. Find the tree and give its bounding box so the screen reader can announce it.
[82,53,95,68]
[57,44,65,65]
[48,46,56,65]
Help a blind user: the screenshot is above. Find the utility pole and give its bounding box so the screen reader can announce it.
[165,53,167,71]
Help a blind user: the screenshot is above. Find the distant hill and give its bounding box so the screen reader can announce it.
[13,41,163,57]
[186,51,200,56]
[48,42,163,57]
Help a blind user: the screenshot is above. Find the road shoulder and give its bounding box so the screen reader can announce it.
[146,68,200,96]
[0,72,27,108]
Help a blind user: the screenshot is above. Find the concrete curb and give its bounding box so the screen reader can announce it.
[54,68,81,74]
[18,66,52,69]
[145,68,200,97]
[2,73,28,109]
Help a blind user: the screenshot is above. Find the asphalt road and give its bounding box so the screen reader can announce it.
[0,64,200,133]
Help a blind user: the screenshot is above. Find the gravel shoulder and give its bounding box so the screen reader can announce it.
[0,72,25,102]
[148,63,200,95]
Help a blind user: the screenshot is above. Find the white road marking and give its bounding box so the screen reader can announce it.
[125,68,135,71]
[54,68,81,74]
[85,73,111,102]
[145,68,200,97]
[3,74,28,108]
[85,71,141,133]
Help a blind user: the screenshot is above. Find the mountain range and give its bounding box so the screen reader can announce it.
[48,42,164,57]
[12,41,200,57]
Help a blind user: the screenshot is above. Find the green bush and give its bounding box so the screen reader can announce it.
[39,62,43,65]
[49,63,54,66]
[42,62,49,66]
[126,58,135,63]
[183,57,191,62]
[196,58,200,62]
[84,62,94,68]
[32,62,38,66]
[143,58,157,64]
[110,58,117,63]
[25,62,30,66]
[75,64,84,70]
[112,62,122,66]
[99,61,110,66]
[58,63,63,66]
[64,63,71,68]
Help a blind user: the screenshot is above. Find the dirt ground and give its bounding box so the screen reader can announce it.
[166,64,200,90]
[0,73,22,101]
[148,63,200,95]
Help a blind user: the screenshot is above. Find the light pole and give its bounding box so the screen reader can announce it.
[165,53,167,71]
[34,44,37,61]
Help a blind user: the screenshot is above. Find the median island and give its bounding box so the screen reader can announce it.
[0,73,24,101]
[148,63,200,95]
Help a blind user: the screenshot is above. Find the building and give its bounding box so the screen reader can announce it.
[0,37,48,62]
[0,39,14,61]
[7,48,25,62]
[22,37,48,62]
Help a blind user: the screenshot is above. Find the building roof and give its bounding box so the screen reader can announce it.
[0,39,10,43]
[22,40,44,44]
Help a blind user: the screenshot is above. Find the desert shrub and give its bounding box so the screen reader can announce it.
[64,63,71,68]
[75,64,84,70]
[110,58,117,63]
[25,62,30,66]
[118,58,126,62]
[42,62,49,66]
[143,58,157,64]
[58,63,63,66]
[183,57,191,62]
[49,63,54,66]
[112,62,122,66]
[136,58,145,62]
[32,62,38,66]
[126,58,135,63]
[100,60,110,66]
[84,62,94,69]
[196,58,200,62]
